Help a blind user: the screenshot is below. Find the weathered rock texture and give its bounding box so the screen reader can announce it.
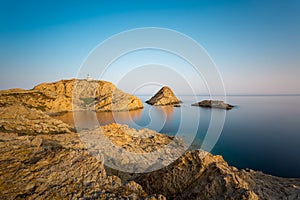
[136,150,300,200]
[0,131,166,200]
[146,87,181,106]
[0,79,143,113]
[192,100,234,110]
[0,104,71,135]
[80,124,186,174]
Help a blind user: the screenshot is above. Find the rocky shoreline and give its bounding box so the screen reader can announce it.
[0,80,300,199]
[1,122,300,199]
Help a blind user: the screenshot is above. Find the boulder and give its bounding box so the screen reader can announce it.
[146,86,181,106]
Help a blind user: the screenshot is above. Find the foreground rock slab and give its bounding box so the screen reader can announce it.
[192,100,234,110]
[0,132,166,200]
[0,104,71,135]
[146,86,181,106]
[80,124,186,173]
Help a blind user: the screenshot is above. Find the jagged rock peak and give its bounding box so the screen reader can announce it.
[146,86,181,106]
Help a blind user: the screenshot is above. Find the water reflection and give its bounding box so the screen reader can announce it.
[53,109,143,129]
[51,95,300,177]
[154,106,175,121]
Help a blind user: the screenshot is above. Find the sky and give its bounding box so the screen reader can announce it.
[0,0,299,94]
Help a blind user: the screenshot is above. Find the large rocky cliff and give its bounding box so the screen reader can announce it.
[0,79,143,113]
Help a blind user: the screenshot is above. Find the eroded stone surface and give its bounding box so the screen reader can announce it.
[0,79,144,113]
[0,104,71,135]
[135,150,300,200]
[0,132,166,200]
[146,87,181,106]
[79,124,186,173]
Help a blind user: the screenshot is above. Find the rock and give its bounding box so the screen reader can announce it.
[0,104,71,135]
[79,123,186,174]
[0,131,166,200]
[135,150,300,200]
[192,100,234,110]
[0,79,143,113]
[146,86,181,106]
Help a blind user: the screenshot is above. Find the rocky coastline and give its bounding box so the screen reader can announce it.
[0,80,300,199]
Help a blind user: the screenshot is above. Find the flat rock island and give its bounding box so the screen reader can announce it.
[192,100,234,110]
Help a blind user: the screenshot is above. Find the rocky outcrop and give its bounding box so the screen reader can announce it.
[146,87,181,106]
[0,131,166,200]
[0,104,71,135]
[80,124,186,174]
[99,123,184,153]
[136,150,300,200]
[0,79,143,113]
[192,100,234,110]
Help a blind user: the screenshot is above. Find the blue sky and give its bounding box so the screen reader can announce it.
[0,0,299,94]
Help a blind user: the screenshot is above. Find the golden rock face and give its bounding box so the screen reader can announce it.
[0,79,144,113]
[146,86,181,106]
[0,104,71,135]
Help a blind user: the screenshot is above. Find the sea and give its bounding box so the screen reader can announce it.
[53,95,300,178]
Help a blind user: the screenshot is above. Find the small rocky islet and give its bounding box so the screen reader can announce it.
[192,100,234,110]
[0,79,300,200]
[146,86,182,106]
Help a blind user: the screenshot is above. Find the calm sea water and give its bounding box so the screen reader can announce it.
[54,95,300,178]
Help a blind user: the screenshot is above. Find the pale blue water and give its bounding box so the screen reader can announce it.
[55,95,300,178]
[134,95,300,178]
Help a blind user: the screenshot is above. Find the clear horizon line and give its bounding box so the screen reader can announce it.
[135,93,300,96]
